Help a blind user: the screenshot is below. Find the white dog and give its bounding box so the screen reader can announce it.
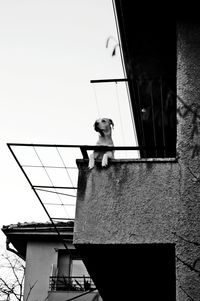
[88,118,114,169]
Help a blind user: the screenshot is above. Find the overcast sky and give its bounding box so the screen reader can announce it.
[0,0,137,248]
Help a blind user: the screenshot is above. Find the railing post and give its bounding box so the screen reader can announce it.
[80,146,89,159]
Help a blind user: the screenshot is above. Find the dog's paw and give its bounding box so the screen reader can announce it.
[102,154,108,167]
[88,163,94,169]
[88,159,95,169]
[88,154,95,169]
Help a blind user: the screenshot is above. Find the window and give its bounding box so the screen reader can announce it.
[114,1,177,158]
[50,249,93,291]
[71,259,89,277]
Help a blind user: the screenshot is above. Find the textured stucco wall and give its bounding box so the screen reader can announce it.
[176,22,200,301]
[74,159,180,244]
[74,22,200,301]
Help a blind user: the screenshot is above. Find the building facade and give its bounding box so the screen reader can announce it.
[73,19,200,301]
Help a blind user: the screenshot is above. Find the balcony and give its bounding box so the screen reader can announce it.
[49,276,95,292]
[48,276,101,301]
[73,158,178,300]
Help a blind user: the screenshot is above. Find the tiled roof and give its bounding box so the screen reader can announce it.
[1,220,75,259]
[2,220,74,231]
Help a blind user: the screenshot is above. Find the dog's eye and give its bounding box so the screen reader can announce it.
[102,119,106,122]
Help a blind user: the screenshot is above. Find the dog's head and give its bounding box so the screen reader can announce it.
[94,118,114,136]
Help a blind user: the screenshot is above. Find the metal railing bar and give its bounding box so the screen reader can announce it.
[7,143,89,148]
[7,143,166,152]
[49,276,97,300]
[80,146,89,159]
[35,188,76,197]
[83,145,138,150]
[90,77,175,84]
[81,146,163,151]
[90,78,128,83]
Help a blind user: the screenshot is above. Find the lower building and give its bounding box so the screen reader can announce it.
[2,221,102,301]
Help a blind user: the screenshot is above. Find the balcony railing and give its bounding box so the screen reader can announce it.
[49,276,96,292]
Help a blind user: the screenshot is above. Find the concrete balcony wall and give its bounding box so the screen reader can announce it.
[74,159,180,244]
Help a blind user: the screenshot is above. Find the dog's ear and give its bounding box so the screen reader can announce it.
[109,119,114,129]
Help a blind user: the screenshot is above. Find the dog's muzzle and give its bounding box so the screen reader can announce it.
[94,121,104,136]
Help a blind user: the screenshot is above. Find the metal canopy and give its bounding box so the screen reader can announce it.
[7,143,142,240]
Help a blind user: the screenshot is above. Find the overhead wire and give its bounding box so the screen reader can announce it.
[114,82,126,146]
[92,84,101,118]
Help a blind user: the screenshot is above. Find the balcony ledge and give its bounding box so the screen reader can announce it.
[76,157,178,167]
